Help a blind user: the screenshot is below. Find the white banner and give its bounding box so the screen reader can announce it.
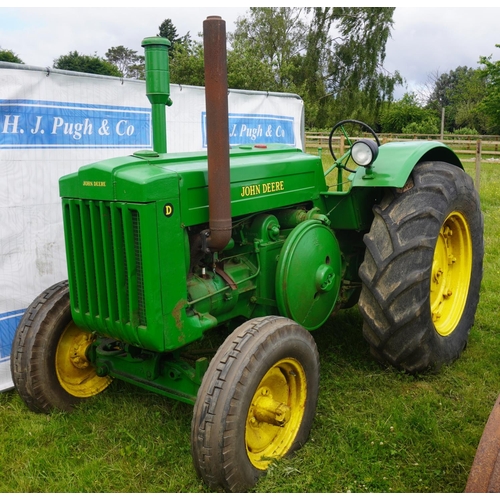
[0,63,305,391]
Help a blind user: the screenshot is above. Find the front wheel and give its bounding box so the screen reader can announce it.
[191,316,320,492]
[10,281,112,413]
[358,161,483,373]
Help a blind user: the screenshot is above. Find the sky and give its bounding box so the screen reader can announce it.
[1,5,499,100]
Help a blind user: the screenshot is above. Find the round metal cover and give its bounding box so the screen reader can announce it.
[276,220,342,330]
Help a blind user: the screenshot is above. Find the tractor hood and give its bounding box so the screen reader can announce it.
[59,144,326,227]
[59,152,178,202]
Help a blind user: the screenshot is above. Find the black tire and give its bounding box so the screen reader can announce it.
[191,316,320,492]
[10,280,111,413]
[358,161,483,373]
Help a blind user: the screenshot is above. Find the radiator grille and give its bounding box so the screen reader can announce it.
[63,199,147,328]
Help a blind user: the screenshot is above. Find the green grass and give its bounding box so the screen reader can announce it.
[1,162,500,493]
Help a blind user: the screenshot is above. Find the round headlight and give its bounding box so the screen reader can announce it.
[351,139,379,167]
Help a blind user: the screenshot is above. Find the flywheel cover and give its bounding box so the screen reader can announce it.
[276,220,342,330]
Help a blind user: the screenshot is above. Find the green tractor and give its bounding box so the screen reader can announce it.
[11,16,483,492]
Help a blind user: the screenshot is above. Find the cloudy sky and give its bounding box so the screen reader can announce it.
[1,5,499,100]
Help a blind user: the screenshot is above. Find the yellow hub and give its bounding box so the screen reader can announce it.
[245,358,307,470]
[430,211,472,336]
[55,322,112,397]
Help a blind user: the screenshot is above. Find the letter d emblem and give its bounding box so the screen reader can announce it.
[164,203,174,217]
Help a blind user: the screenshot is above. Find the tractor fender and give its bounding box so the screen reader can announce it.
[350,140,463,189]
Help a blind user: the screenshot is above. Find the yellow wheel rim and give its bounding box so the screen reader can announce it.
[430,211,472,336]
[245,358,307,470]
[55,322,112,397]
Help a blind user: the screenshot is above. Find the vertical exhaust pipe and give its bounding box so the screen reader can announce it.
[203,16,232,253]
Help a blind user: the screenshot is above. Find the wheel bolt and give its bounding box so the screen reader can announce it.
[432,312,442,322]
[434,268,443,283]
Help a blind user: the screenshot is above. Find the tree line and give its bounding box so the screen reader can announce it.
[1,8,499,134]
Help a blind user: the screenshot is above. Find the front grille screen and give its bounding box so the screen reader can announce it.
[63,200,147,328]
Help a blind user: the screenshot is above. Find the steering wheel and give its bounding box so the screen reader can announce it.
[328,119,381,168]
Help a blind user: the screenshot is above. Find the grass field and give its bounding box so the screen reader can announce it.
[1,159,499,493]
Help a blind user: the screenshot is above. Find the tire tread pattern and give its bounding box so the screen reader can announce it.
[358,162,484,373]
[191,316,319,492]
[10,280,79,413]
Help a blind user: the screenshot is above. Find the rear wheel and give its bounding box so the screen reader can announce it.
[191,316,319,492]
[10,281,112,413]
[358,161,483,373]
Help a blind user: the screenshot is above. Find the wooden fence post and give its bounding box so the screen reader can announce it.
[475,139,482,192]
[440,107,445,140]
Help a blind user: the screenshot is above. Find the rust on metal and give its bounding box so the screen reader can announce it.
[465,394,500,492]
[203,15,232,253]
[172,298,187,333]
[214,265,237,290]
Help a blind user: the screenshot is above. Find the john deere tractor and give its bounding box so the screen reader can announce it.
[11,16,483,492]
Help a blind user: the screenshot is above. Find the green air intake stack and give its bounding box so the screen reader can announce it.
[141,36,172,154]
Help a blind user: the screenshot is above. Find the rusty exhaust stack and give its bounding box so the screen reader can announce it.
[203,16,232,253]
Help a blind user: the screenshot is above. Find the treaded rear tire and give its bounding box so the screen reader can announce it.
[358,161,483,373]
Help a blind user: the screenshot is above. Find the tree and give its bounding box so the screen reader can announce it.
[322,7,402,128]
[158,18,184,57]
[380,92,438,133]
[230,7,400,129]
[289,8,335,127]
[105,46,144,79]
[0,48,24,64]
[168,7,399,129]
[401,119,439,135]
[54,51,121,77]
[479,45,500,134]
[231,8,308,91]
[169,35,205,86]
[158,18,179,42]
[168,30,275,90]
[127,60,146,80]
[227,45,275,91]
[426,66,487,133]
